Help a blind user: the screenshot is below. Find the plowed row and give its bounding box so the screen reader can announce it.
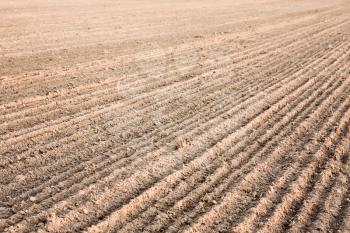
[1,0,350,232]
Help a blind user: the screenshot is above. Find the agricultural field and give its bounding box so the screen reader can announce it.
[1,0,350,232]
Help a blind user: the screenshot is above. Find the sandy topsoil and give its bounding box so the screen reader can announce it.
[1,0,350,232]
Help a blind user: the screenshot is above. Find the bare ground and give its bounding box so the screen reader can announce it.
[1,0,350,232]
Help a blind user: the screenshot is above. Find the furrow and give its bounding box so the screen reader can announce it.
[1,20,344,196]
[285,136,350,233]
[2,32,348,231]
[1,17,344,141]
[74,46,350,233]
[157,55,350,233]
[115,57,347,233]
[253,111,350,233]
[3,32,344,213]
[0,14,342,120]
[3,37,337,232]
[180,70,350,233]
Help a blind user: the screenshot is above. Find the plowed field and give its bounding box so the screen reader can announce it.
[1,0,350,232]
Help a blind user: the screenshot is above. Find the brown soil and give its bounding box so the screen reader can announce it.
[1,0,350,232]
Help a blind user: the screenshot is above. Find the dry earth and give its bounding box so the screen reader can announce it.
[1,0,350,232]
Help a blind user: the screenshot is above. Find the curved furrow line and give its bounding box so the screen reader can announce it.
[150,58,350,233]
[0,50,290,141]
[1,34,348,231]
[285,135,350,233]
[274,127,350,231]
[119,58,350,233]
[231,78,350,233]
[1,20,344,138]
[2,21,346,171]
[1,54,308,189]
[0,56,255,145]
[1,3,350,233]
[0,50,322,229]
[0,72,283,188]
[1,17,343,137]
[1,11,334,83]
[241,105,349,232]
[1,22,340,184]
[1,74,263,193]
[234,163,330,233]
[1,6,340,88]
[236,149,343,233]
[0,41,188,89]
[180,71,350,233]
[0,17,328,108]
[0,34,318,174]
[117,161,230,233]
[0,38,256,99]
[0,18,284,99]
[0,36,238,114]
[186,89,350,233]
[56,46,350,233]
[3,37,336,232]
[1,15,342,119]
[332,161,350,232]
[1,33,342,213]
[305,154,350,231]
[0,64,312,212]
[257,113,350,233]
[251,140,349,233]
[114,59,346,233]
[0,39,303,139]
